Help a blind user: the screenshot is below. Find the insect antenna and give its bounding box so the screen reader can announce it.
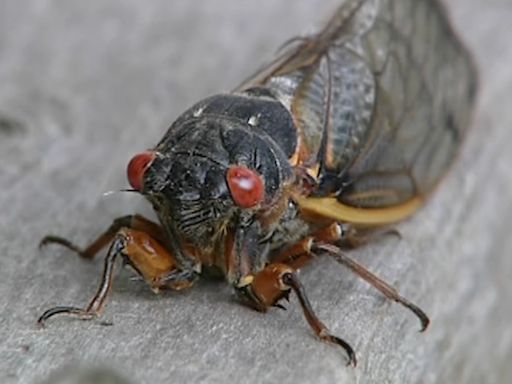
[313,243,430,332]
[102,189,139,197]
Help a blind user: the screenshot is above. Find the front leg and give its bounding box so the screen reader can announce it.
[38,228,197,326]
[236,263,357,367]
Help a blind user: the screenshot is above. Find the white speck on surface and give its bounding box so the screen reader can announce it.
[248,114,259,127]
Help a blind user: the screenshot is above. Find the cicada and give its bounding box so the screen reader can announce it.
[39,0,477,366]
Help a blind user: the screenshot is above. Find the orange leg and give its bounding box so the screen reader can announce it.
[272,223,343,269]
[240,262,356,366]
[38,225,197,326]
[231,224,356,365]
[237,222,429,366]
[39,214,167,259]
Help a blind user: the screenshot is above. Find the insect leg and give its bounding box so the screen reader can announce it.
[271,237,315,270]
[271,223,343,269]
[244,263,356,366]
[314,242,430,332]
[38,232,127,325]
[39,214,165,259]
[282,271,357,367]
[341,225,402,248]
[38,228,195,326]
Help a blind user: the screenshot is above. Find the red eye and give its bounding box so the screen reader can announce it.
[226,166,264,208]
[127,151,156,191]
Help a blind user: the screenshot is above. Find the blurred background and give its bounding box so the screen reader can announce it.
[0,1,511,383]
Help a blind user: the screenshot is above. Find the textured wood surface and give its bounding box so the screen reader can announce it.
[1,1,511,383]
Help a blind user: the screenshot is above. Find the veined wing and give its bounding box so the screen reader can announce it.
[238,0,477,215]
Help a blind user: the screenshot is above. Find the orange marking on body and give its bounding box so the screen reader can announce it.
[294,195,424,226]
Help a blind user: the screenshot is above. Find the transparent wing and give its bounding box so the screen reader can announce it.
[238,0,477,209]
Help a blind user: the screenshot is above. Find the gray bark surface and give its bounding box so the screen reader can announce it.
[0,1,510,383]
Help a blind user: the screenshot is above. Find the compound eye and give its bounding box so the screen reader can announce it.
[127,151,156,191]
[226,166,264,208]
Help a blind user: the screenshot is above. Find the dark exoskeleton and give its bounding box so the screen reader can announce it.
[39,0,477,366]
